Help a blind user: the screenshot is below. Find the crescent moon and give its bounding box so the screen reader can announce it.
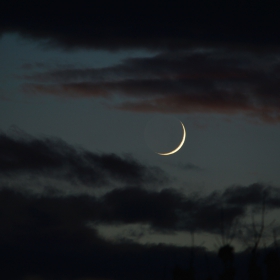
[157,121,186,156]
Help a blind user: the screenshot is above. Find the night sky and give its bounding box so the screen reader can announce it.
[1,1,280,279]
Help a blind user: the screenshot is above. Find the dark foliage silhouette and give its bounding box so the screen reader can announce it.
[218,244,235,280]
[264,250,280,280]
[173,265,195,280]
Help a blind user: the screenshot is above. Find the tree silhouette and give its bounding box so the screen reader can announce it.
[264,228,280,280]
[204,252,213,280]
[264,250,280,280]
[172,265,195,280]
[215,203,238,280]
[218,244,235,280]
[248,191,267,280]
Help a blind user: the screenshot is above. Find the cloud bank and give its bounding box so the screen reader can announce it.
[1,132,280,235]
[24,49,280,123]
[1,1,280,50]
[3,0,280,123]
[1,133,280,279]
[0,183,279,279]
[0,132,168,187]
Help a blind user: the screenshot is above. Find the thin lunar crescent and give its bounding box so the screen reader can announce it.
[157,121,186,156]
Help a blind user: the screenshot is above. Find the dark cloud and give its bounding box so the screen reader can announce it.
[0,182,280,279]
[96,183,280,233]
[1,1,280,50]
[99,187,183,230]
[223,183,280,209]
[23,49,280,123]
[2,180,280,235]
[1,132,279,234]
[0,132,168,187]
[0,188,208,280]
[96,187,240,234]
[1,133,280,278]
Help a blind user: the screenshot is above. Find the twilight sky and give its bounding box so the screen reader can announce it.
[1,1,280,279]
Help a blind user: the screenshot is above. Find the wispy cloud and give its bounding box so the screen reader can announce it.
[23,49,280,123]
[0,132,168,187]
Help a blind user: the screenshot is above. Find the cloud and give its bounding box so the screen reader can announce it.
[1,132,279,235]
[222,183,280,209]
[0,182,280,279]
[0,131,168,187]
[23,49,280,123]
[2,131,280,279]
[0,187,210,280]
[2,179,280,235]
[98,187,184,230]
[96,183,280,234]
[1,1,280,50]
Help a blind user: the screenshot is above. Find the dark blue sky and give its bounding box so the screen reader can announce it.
[1,1,280,279]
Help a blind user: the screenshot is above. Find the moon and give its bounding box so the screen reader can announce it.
[157,121,186,156]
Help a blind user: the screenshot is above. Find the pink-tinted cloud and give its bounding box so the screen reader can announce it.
[22,48,280,123]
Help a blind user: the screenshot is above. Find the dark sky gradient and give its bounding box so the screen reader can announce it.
[1,1,280,279]
[1,0,280,49]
